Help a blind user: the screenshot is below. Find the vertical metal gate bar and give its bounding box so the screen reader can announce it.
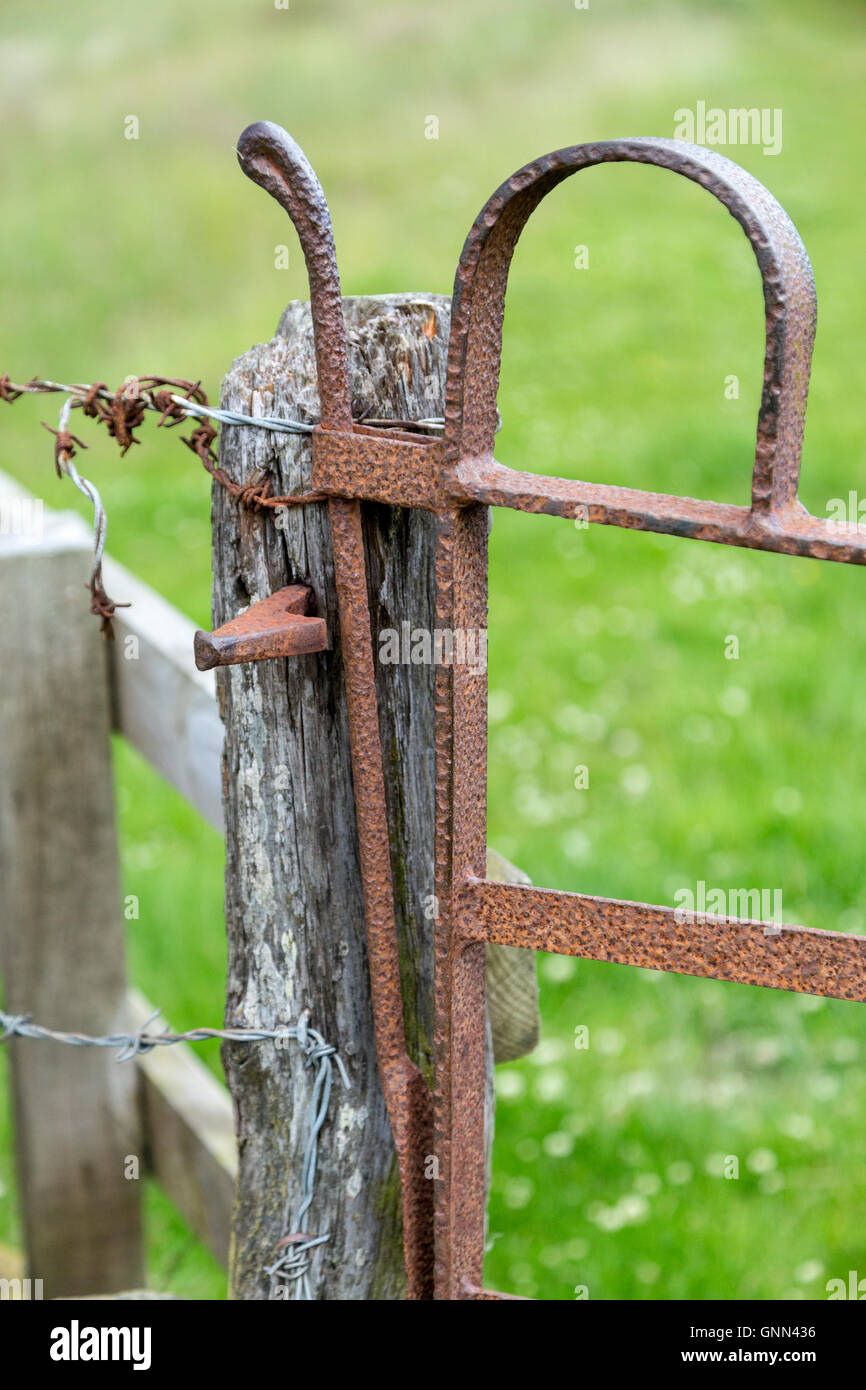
[433,502,490,1299]
[329,495,435,1299]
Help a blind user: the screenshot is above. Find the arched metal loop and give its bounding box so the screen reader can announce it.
[444,138,817,519]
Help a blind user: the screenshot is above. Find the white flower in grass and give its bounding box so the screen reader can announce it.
[620,764,651,799]
[666,1160,693,1185]
[504,1177,533,1210]
[634,1173,662,1196]
[747,1148,777,1174]
[495,1069,525,1100]
[543,1131,575,1158]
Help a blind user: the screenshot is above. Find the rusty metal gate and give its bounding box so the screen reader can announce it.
[206,121,866,1300]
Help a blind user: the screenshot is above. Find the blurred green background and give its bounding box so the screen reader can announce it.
[2,0,866,1300]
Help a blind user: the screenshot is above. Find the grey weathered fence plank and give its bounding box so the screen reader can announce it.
[0,504,144,1298]
[0,471,224,831]
[127,988,236,1266]
[101,553,224,832]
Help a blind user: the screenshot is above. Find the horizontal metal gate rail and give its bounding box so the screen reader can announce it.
[210,120,866,1300]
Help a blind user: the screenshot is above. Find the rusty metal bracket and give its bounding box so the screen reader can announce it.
[224,123,866,1300]
[193,584,327,670]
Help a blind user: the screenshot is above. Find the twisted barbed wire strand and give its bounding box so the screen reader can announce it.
[53,395,112,601]
[4,376,445,436]
[1,375,444,634]
[262,1009,345,1300]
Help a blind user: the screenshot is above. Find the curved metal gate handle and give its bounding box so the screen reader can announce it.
[237,122,354,432]
[237,122,435,1300]
[444,138,817,522]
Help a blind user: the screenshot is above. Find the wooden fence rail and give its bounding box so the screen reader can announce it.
[0,470,234,1296]
[0,486,144,1296]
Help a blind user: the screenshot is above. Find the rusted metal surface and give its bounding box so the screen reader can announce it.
[193,585,326,670]
[230,123,866,1300]
[451,464,866,564]
[430,502,490,1300]
[443,139,815,517]
[237,123,354,434]
[460,880,866,1003]
[327,494,435,1300]
[312,429,444,510]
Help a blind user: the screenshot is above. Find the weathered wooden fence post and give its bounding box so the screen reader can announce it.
[216,294,451,1299]
[0,488,144,1297]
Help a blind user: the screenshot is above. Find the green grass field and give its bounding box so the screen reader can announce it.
[2,0,866,1299]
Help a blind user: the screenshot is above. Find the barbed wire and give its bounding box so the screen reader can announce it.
[262,1008,346,1301]
[43,395,128,633]
[0,1001,349,1076]
[0,1001,349,1300]
[0,372,444,637]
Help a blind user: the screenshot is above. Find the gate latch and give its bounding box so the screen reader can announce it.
[194,584,327,671]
